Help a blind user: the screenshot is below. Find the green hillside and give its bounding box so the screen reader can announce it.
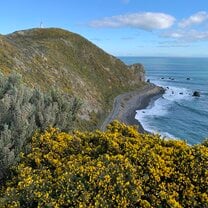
[0,28,145,129]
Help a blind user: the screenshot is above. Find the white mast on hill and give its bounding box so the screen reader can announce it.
[40,21,44,28]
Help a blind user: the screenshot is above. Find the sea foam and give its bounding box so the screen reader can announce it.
[121,56,208,144]
[135,81,191,139]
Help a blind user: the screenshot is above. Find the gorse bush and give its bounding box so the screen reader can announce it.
[0,73,80,178]
[0,121,207,207]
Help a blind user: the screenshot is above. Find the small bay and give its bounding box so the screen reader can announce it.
[120,57,208,144]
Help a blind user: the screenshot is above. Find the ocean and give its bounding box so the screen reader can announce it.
[120,57,208,145]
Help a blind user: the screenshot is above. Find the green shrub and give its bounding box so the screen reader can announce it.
[0,73,80,178]
[0,121,207,207]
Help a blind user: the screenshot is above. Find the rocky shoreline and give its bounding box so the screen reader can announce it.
[100,83,165,132]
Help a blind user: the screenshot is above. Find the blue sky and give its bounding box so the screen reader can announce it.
[1,0,208,57]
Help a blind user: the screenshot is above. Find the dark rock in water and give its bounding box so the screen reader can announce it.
[172,91,174,94]
[169,77,171,79]
[192,91,200,97]
[147,79,150,83]
[179,92,183,95]
[142,111,145,113]
[161,77,164,79]
[171,78,175,80]
[187,78,190,80]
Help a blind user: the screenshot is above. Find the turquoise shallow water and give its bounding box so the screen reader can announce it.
[120,57,208,144]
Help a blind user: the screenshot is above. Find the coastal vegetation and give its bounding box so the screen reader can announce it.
[0,28,145,130]
[0,73,80,179]
[0,121,207,207]
[0,28,207,207]
[0,27,146,180]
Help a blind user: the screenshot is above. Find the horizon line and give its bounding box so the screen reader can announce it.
[117,55,208,58]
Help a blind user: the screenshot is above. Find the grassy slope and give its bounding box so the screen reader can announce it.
[0,28,145,130]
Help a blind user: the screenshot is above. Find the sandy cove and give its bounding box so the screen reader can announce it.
[100,83,165,132]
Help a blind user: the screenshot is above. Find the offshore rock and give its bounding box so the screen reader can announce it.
[192,91,200,97]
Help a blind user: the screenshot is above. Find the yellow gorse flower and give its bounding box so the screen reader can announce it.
[0,121,207,207]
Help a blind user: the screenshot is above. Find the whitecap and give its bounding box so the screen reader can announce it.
[135,80,191,141]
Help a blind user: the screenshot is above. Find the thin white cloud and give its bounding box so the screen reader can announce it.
[121,36,135,40]
[157,41,190,47]
[121,0,130,4]
[157,45,190,48]
[163,30,208,41]
[179,11,208,28]
[89,12,175,30]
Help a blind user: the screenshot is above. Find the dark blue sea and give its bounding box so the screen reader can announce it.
[120,57,208,144]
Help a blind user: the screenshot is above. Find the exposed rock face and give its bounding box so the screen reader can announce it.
[128,63,145,82]
[0,28,146,129]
